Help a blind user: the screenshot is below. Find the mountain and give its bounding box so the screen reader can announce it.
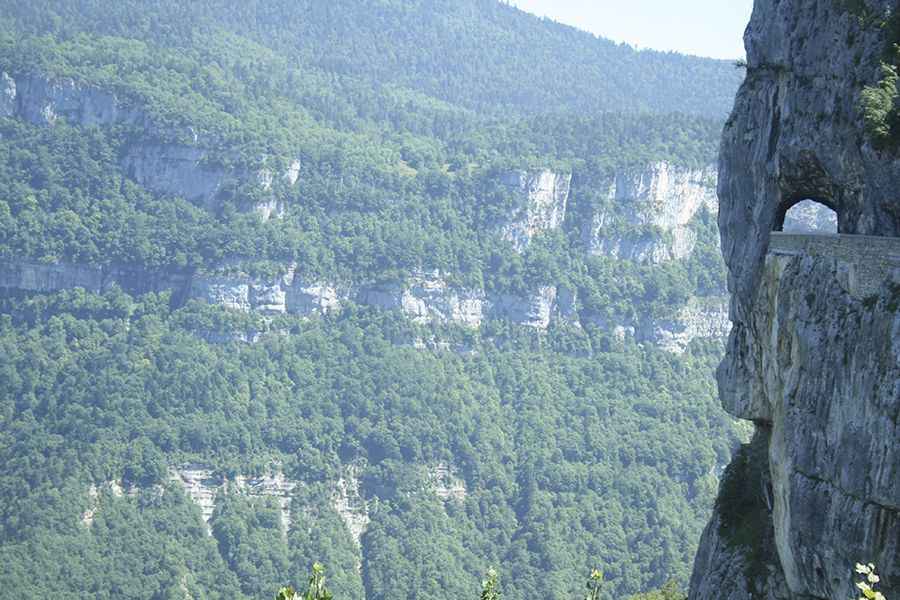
[690,0,900,598]
[0,2,745,599]
[5,0,742,118]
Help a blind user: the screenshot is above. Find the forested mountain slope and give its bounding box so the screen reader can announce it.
[0,2,743,599]
[4,0,742,118]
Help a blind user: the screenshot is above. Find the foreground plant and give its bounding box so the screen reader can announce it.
[276,563,333,600]
[480,568,501,600]
[584,569,604,600]
[855,563,888,600]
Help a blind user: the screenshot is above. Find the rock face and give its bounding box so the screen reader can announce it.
[692,2,900,598]
[332,465,370,550]
[1,72,297,219]
[781,200,838,234]
[355,276,557,330]
[287,278,342,316]
[690,431,791,600]
[169,465,298,535]
[1,72,17,118]
[0,259,192,299]
[489,286,558,329]
[252,159,300,220]
[170,466,222,526]
[428,463,467,502]
[399,274,486,328]
[640,296,731,354]
[696,245,900,600]
[6,73,143,128]
[192,267,294,315]
[82,484,101,527]
[500,170,571,252]
[0,258,728,350]
[584,162,717,264]
[189,265,342,317]
[121,143,228,209]
[580,295,730,352]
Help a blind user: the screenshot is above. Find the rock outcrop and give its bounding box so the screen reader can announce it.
[287,278,343,317]
[781,200,837,234]
[191,266,297,315]
[489,286,558,329]
[499,169,571,252]
[0,258,728,350]
[640,296,731,354]
[583,162,717,264]
[355,276,557,330]
[168,465,298,535]
[121,143,228,210]
[332,465,370,550]
[1,72,17,118]
[399,275,486,328]
[427,463,467,502]
[1,71,298,219]
[0,259,192,299]
[691,1,900,598]
[186,264,342,317]
[5,73,143,128]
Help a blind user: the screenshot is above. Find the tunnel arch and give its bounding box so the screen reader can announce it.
[773,196,840,234]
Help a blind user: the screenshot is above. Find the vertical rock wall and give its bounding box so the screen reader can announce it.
[692,1,900,599]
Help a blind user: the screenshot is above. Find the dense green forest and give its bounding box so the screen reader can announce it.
[3,0,742,118]
[0,292,738,599]
[0,1,742,598]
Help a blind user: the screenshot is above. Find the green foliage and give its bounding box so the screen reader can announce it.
[584,569,604,600]
[0,292,739,598]
[276,566,691,600]
[853,5,900,148]
[0,1,741,598]
[855,563,889,600]
[834,0,875,21]
[1,0,740,119]
[715,432,772,586]
[481,568,501,600]
[861,62,900,145]
[625,580,687,600]
[277,563,334,600]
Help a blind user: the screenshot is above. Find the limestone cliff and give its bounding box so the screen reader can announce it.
[582,162,718,264]
[0,158,727,349]
[0,260,727,351]
[640,296,731,355]
[691,1,900,598]
[0,71,298,219]
[168,465,298,536]
[0,259,192,300]
[499,169,572,252]
[781,200,838,233]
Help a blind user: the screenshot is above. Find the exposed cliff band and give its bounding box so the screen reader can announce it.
[690,1,900,598]
[0,70,299,220]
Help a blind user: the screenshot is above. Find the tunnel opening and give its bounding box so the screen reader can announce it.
[774,198,839,234]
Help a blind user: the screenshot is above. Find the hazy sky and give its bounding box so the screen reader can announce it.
[507,0,754,59]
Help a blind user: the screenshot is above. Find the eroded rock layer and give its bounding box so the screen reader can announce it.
[691,1,900,598]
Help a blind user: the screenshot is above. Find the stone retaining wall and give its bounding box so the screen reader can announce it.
[768,233,900,298]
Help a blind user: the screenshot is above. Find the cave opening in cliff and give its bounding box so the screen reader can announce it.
[774,198,839,234]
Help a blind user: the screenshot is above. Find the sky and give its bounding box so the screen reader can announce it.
[507,0,754,60]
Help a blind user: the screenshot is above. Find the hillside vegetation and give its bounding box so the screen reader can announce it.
[0,1,742,599]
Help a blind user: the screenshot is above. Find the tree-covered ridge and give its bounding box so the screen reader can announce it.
[2,0,742,119]
[0,291,739,599]
[0,91,725,301]
[0,0,725,292]
[0,1,739,598]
